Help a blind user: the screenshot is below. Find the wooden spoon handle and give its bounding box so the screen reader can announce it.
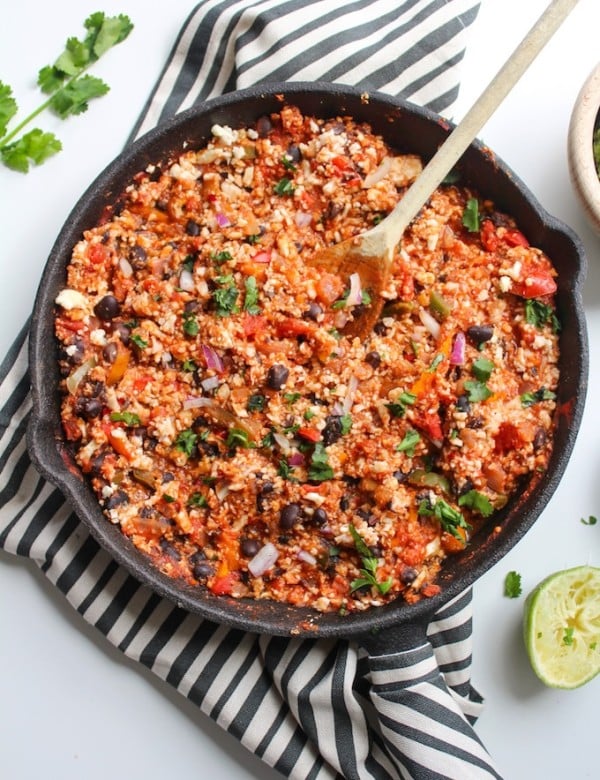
[380,0,579,245]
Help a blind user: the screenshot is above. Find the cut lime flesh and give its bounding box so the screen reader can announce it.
[523,565,600,689]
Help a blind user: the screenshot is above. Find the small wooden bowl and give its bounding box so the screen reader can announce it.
[568,62,600,234]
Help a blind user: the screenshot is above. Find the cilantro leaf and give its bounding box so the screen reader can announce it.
[349,524,393,596]
[458,489,494,518]
[464,379,492,403]
[0,129,62,172]
[471,357,495,382]
[525,299,560,333]
[581,515,598,526]
[226,427,255,450]
[182,310,199,337]
[274,176,295,196]
[520,387,556,408]
[243,276,261,315]
[418,497,470,541]
[396,429,421,456]
[308,442,334,482]
[212,274,239,316]
[109,411,141,427]
[86,13,134,58]
[504,570,522,598]
[49,75,109,118]
[386,391,417,418]
[175,429,198,457]
[0,82,18,138]
[462,197,481,232]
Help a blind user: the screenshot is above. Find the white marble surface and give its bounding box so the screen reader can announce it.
[1,1,598,778]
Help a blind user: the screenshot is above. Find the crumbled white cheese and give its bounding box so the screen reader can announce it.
[55,288,88,310]
[89,328,107,346]
[211,124,238,145]
[499,276,512,292]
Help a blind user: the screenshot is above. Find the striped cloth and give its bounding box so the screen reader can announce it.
[0,2,505,778]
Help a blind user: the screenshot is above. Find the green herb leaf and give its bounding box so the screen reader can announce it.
[109,411,141,427]
[277,458,297,481]
[162,494,175,503]
[386,391,417,418]
[520,387,556,408]
[226,427,255,450]
[396,429,421,456]
[243,275,261,315]
[340,413,353,435]
[349,524,393,595]
[418,497,470,541]
[0,128,62,172]
[247,393,267,412]
[175,429,198,457]
[211,250,232,265]
[182,359,197,372]
[188,492,208,508]
[464,379,492,403]
[581,515,598,526]
[458,489,494,518]
[308,442,334,482]
[274,176,295,196]
[428,353,444,372]
[462,197,481,232]
[283,392,301,405]
[130,333,148,349]
[0,82,18,137]
[504,570,522,598]
[525,299,560,333]
[182,310,199,337]
[472,357,495,381]
[49,74,110,118]
[281,154,297,172]
[212,274,239,316]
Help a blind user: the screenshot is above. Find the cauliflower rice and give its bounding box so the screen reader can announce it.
[54,105,560,613]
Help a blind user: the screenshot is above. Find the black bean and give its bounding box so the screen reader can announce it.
[240,538,261,557]
[256,115,272,137]
[467,416,484,429]
[260,481,275,494]
[185,219,201,236]
[102,342,118,363]
[105,490,128,510]
[303,302,323,321]
[184,299,200,313]
[112,322,131,345]
[373,320,388,336]
[192,559,214,580]
[94,294,121,322]
[63,338,85,365]
[286,144,302,163]
[266,364,289,390]
[322,415,343,446]
[162,472,175,483]
[466,324,494,344]
[365,350,381,369]
[74,397,102,420]
[279,502,301,529]
[89,450,108,475]
[393,470,408,483]
[456,394,471,413]
[312,507,328,526]
[339,495,350,511]
[369,545,383,558]
[129,244,147,269]
[159,539,181,560]
[400,566,418,584]
[533,427,547,450]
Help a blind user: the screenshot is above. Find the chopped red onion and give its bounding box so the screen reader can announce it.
[248,542,279,577]
[362,156,392,187]
[200,375,220,392]
[183,396,213,410]
[347,272,363,306]
[295,211,312,227]
[342,375,359,414]
[419,308,441,340]
[215,212,230,227]
[201,344,224,373]
[330,401,344,416]
[297,550,317,565]
[288,452,305,467]
[450,331,466,365]
[179,268,195,292]
[118,257,133,278]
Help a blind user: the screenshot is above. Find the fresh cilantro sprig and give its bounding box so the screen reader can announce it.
[418,496,471,541]
[349,524,392,596]
[504,570,522,598]
[0,12,133,172]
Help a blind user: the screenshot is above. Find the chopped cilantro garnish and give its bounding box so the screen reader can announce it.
[520,387,556,408]
[581,515,598,526]
[428,353,444,372]
[349,524,393,596]
[504,570,522,598]
[340,413,353,435]
[243,275,261,315]
[212,274,239,316]
[226,427,255,450]
[386,391,417,418]
[277,458,297,481]
[162,494,175,503]
[281,154,297,172]
[472,357,495,381]
[188,492,208,508]
[175,429,198,457]
[462,197,481,232]
[418,497,470,541]
[182,310,199,337]
[283,392,301,405]
[396,429,421,456]
[182,254,196,272]
[304,409,316,421]
[109,411,140,426]
[274,176,295,196]
[308,442,334,482]
[130,333,148,349]
[525,299,560,333]
[210,250,232,265]
[182,359,197,372]
[464,379,492,403]
[458,489,494,518]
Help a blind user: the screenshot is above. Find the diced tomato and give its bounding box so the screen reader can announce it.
[276,318,316,339]
[252,250,272,264]
[494,422,522,454]
[421,583,442,598]
[242,313,267,339]
[413,410,444,445]
[210,572,239,596]
[480,219,499,252]
[331,155,352,173]
[87,243,109,265]
[297,426,321,443]
[503,229,529,248]
[133,374,152,392]
[511,266,557,298]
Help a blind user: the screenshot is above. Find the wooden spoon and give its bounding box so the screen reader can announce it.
[308,0,579,339]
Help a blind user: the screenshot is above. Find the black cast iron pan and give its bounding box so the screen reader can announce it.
[27,83,588,652]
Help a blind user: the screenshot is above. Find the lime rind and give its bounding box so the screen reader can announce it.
[523,565,600,689]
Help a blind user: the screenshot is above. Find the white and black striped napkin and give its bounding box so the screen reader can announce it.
[0,2,505,777]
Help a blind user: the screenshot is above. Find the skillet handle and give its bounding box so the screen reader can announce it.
[360,621,503,779]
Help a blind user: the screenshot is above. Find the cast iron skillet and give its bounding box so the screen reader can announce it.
[27,83,588,650]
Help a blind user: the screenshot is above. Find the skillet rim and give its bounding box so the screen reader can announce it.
[26,81,589,638]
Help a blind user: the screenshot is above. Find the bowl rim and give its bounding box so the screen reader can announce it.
[568,61,600,230]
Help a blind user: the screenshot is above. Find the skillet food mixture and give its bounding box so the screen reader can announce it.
[55,106,560,612]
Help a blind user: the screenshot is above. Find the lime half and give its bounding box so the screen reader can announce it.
[524,565,600,689]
